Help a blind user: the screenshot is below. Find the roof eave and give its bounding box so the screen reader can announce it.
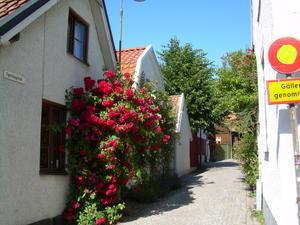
[0,0,59,45]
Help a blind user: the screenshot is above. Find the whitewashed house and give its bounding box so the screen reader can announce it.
[118,46,192,177]
[0,0,116,224]
[169,94,193,177]
[252,0,300,224]
[117,45,165,90]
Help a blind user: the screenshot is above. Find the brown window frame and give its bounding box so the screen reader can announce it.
[67,9,89,64]
[40,100,67,175]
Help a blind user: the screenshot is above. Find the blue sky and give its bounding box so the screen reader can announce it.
[105,1,251,67]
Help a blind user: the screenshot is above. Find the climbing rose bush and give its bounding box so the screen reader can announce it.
[63,71,175,224]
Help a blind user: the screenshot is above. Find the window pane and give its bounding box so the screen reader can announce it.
[40,101,66,173]
[74,21,85,41]
[74,39,84,60]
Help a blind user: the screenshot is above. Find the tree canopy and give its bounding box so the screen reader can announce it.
[215,49,258,133]
[158,38,217,132]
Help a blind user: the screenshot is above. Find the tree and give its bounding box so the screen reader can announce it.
[215,49,258,121]
[216,49,258,189]
[158,38,218,132]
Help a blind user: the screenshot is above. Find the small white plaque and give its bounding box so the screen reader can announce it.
[3,71,25,84]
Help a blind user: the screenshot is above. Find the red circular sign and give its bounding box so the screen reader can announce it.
[268,37,300,74]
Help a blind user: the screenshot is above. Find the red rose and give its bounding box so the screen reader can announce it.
[114,86,123,94]
[73,87,84,96]
[125,122,134,130]
[125,89,134,99]
[104,70,116,79]
[86,105,96,113]
[96,218,107,225]
[96,183,105,193]
[155,126,162,134]
[70,200,80,209]
[102,99,114,108]
[75,176,86,186]
[98,80,113,94]
[150,144,160,151]
[105,120,115,127]
[108,110,118,118]
[107,139,118,148]
[113,80,121,87]
[100,197,113,205]
[123,72,132,81]
[97,153,106,159]
[163,135,171,143]
[144,120,155,128]
[84,76,95,91]
[134,98,145,106]
[68,119,80,127]
[71,99,85,111]
[107,164,116,170]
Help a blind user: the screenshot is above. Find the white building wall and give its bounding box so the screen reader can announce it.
[252,0,300,224]
[175,100,191,177]
[0,1,111,224]
[135,45,165,90]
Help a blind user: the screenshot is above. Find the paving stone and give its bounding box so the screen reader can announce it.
[119,160,260,225]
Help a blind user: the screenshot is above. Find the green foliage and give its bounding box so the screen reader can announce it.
[104,204,126,223]
[77,202,104,225]
[216,49,259,189]
[252,210,266,225]
[215,49,257,118]
[77,200,125,225]
[236,132,258,188]
[158,37,218,132]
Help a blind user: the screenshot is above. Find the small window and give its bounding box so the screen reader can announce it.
[40,100,67,175]
[68,10,89,63]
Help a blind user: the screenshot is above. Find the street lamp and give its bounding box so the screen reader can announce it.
[118,0,145,64]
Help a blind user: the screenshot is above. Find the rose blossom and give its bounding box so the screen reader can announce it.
[98,80,113,94]
[102,99,114,108]
[73,87,84,96]
[84,76,95,91]
[68,118,80,127]
[125,89,134,99]
[104,70,116,79]
[96,218,107,225]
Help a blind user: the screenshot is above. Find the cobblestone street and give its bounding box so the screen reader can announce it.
[119,160,260,225]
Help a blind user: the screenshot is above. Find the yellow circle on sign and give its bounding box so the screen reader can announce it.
[277,44,298,65]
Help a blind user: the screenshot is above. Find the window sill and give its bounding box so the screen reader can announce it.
[40,169,68,175]
[67,52,90,66]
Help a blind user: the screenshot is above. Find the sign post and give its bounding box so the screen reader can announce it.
[268,37,300,222]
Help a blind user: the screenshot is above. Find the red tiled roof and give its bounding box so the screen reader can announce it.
[116,47,146,76]
[0,0,30,20]
[169,95,181,118]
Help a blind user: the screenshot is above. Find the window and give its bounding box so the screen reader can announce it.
[40,100,66,175]
[67,10,89,62]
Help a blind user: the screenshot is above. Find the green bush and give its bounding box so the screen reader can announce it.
[237,132,258,190]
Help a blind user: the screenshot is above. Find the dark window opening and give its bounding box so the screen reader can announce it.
[67,10,89,63]
[40,100,67,175]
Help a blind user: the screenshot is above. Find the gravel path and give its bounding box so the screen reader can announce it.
[118,160,260,225]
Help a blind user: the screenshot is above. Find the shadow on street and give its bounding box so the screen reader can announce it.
[121,173,204,222]
[121,160,240,223]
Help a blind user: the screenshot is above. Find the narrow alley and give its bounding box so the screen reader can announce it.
[119,160,260,225]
